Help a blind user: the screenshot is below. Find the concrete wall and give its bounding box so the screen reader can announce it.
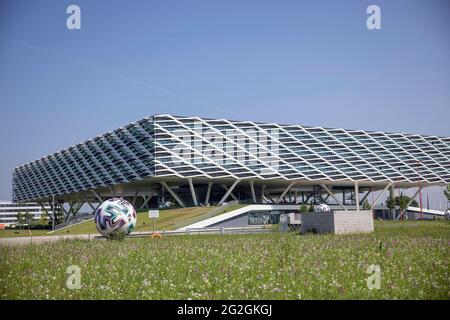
[333,210,374,234]
[210,213,250,228]
[405,211,436,221]
[300,212,335,234]
[300,210,374,234]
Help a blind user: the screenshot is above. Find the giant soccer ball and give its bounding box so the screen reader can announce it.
[316,203,331,212]
[95,198,137,239]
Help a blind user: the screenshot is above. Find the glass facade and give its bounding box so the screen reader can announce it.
[0,202,52,225]
[12,114,450,202]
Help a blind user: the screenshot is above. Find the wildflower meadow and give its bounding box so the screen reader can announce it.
[0,220,449,299]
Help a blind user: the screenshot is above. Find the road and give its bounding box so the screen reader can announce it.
[0,233,101,245]
[0,226,270,245]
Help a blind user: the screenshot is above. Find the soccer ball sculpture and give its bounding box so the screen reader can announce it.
[317,203,331,212]
[95,198,137,239]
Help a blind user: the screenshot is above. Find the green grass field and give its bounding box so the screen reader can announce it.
[0,220,449,299]
[0,206,222,237]
[49,205,247,235]
[0,229,49,238]
[50,206,216,235]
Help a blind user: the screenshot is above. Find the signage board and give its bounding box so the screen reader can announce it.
[149,210,159,218]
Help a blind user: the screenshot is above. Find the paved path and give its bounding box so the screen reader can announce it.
[0,233,101,245]
[0,226,270,245]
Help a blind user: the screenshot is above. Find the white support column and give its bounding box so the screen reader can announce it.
[370,183,393,209]
[38,202,53,220]
[305,188,318,204]
[397,187,422,220]
[218,180,240,205]
[80,193,96,212]
[86,199,96,212]
[220,184,238,201]
[205,181,213,205]
[390,184,396,220]
[359,190,371,205]
[109,186,116,198]
[160,181,186,208]
[140,195,152,209]
[90,190,103,203]
[139,196,147,210]
[355,182,360,211]
[276,182,296,204]
[320,184,348,211]
[68,201,74,215]
[59,202,70,220]
[260,185,266,203]
[265,194,276,204]
[48,199,56,229]
[132,190,139,207]
[188,178,198,206]
[249,180,257,203]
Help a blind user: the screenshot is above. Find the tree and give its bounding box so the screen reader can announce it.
[385,196,396,209]
[397,196,409,213]
[386,195,418,209]
[398,195,418,208]
[308,205,314,212]
[362,199,371,210]
[39,214,49,230]
[299,204,309,213]
[16,211,25,230]
[24,211,33,225]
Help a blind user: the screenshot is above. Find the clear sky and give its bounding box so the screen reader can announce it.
[0,0,449,206]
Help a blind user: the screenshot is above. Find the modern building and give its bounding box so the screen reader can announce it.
[11,114,450,220]
[0,200,52,226]
[373,205,447,220]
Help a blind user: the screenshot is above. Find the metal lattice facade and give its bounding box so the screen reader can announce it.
[12,114,450,202]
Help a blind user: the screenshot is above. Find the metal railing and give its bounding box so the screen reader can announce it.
[0,226,271,245]
[128,225,270,237]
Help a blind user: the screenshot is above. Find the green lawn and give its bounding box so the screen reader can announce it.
[0,229,49,238]
[171,204,246,229]
[0,220,449,299]
[0,205,244,237]
[50,206,218,236]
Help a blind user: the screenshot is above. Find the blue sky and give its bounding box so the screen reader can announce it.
[0,0,449,206]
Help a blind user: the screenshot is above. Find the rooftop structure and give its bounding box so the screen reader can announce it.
[12,114,450,220]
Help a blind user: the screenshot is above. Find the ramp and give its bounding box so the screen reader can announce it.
[177,204,300,230]
[406,206,446,216]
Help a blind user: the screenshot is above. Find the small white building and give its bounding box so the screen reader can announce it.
[0,201,52,226]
